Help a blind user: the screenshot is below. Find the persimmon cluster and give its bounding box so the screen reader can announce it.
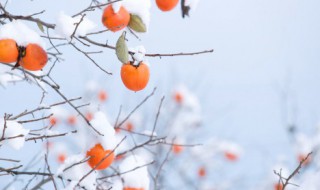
[0,39,48,71]
[101,1,180,92]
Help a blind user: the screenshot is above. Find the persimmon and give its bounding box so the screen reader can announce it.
[102,5,130,32]
[172,144,183,154]
[298,154,311,165]
[115,127,121,133]
[121,62,150,92]
[57,153,66,163]
[0,39,19,63]
[123,188,144,190]
[198,166,206,177]
[67,115,77,126]
[86,112,94,121]
[49,116,58,126]
[125,122,134,132]
[174,92,183,104]
[224,152,238,161]
[19,44,48,71]
[274,183,283,190]
[86,143,115,170]
[98,90,108,102]
[156,0,179,12]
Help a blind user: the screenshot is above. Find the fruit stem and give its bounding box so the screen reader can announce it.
[12,45,26,70]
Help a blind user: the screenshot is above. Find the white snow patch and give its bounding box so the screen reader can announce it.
[56,154,97,190]
[120,155,150,189]
[0,20,46,48]
[89,112,117,151]
[55,12,96,41]
[122,0,151,28]
[0,118,29,150]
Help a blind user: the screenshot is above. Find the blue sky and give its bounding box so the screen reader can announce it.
[1,0,320,189]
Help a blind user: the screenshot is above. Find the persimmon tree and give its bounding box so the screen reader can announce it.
[0,0,218,189]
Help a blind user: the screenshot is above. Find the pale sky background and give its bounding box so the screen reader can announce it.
[1,0,320,189]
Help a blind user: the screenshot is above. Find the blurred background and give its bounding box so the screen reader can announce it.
[1,0,320,189]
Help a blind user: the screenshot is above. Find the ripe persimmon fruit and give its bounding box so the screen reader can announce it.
[19,44,48,71]
[198,167,206,177]
[224,152,238,161]
[86,112,94,121]
[49,116,58,126]
[0,39,19,63]
[125,122,134,132]
[67,115,77,126]
[98,90,108,102]
[298,154,311,165]
[121,62,150,92]
[102,5,130,32]
[57,153,66,163]
[274,183,283,190]
[123,188,144,190]
[86,143,115,170]
[174,92,183,104]
[172,144,183,154]
[156,0,179,11]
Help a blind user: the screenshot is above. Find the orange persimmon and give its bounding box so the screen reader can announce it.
[57,153,66,164]
[172,144,183,154]
[67,115,77,126]
[0,39,19,63]
[224,152,238,161]
[98,90,108,102]
[49,116,58,126]
[102,5,130,32]
[274,183,283,190]
[174,92,183,104]
[156,0,179,11]
[86,143,115,170]
[198,166,206,177]
[123,188,144,190]
[19,44,48,71]
[121,62,150,92]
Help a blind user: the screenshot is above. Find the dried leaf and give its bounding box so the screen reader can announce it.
[128,15,147,33]
[116,32,129,64]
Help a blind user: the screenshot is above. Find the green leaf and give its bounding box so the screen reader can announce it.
[128,14,147,33]
[116,32,129,64]
[37,22,45,33]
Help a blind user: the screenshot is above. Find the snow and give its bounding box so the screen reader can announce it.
[89,111,117,151]
[129,45,147,64]
[112,2,122,13]
[54,12,96,41]
[122,0,151,27]
[218,141,243,157]
[0,20,46,48]
[119,155,150,189]
[56,154,97,190]
[0,118,29,150]
[111,179,124,190]
[294,133,313,155]
[49,107,68,120]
